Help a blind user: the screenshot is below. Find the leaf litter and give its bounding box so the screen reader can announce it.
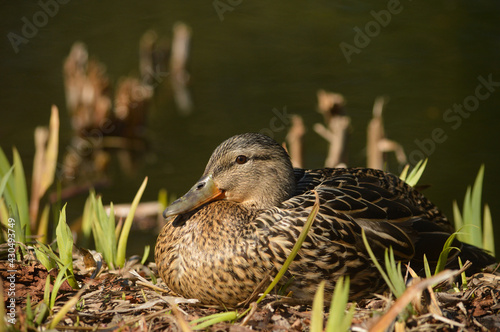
[1,253,499,331]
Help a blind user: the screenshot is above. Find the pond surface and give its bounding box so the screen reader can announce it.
[1,1,500,253]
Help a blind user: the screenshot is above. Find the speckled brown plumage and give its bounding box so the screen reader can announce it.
[155,133,496,306]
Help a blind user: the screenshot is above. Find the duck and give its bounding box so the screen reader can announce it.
[155,133,496,306]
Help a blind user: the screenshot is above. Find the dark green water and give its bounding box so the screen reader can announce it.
[1,1,500,254]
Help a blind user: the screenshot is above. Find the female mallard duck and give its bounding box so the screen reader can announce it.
[155,133,495,306]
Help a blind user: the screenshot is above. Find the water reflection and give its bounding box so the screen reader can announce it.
[1,1,499,253]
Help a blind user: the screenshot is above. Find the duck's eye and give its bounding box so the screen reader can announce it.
[235,155,248,164]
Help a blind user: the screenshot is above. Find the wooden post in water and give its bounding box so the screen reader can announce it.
[366,96,407,170]
[314,90,350,168]
[286,115,305,168]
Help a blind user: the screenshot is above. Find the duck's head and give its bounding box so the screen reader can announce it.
[163,133,296,218]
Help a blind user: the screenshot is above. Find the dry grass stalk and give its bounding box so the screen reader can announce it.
[171,303,193,332]
[170,22,193,115]
[369,269,457,332]
[366,96,407,169]
[285,115,305,168]
[30,106,59,229]
[314,90,350,168]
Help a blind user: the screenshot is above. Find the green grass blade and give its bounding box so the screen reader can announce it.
[48,286,85,329]
[25,294,33,327]
[310,281,325,332]
[326,276,352,332]
[191,311,238,330]
[43,275,51,307]
[90,195,104,255]
[39,106,59,197]
[116,177,148,268]
[470,165,484,247]
[34,302,49,326]
[434,232,459,275]
[0,199,7,240]
[423,254,431,279]
[55,205,72,262]
[483,204,495,256]
[458,257,467,290]
[462,186,474,244]
[452,200,464,243]
[9,201,24,247]
[386,246,413,315]
[55,205,78,289]
[361,229,397,296]
[97,197,114,252]
[80,194,93,247]
[13,148,31,237]
[50,264,69,309]
[399,164,409,182]
[385,247,406,298]
[255,191,320,304]
[141,245,150,265]
[91,194,116,268]
[37,204,50,244]
[0,165,14,199]
[158,188,168,210]
[0,147,15,206]
[108,202,117,253]
[99,198,116,265]
[0,166,14,240]
[33,242,57,271]
[190,311,236,324]
[342,302,356,331]
[404,159,428,187]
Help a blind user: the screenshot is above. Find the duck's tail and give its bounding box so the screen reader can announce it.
[411,228,497,275]
[457,243,497,274]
